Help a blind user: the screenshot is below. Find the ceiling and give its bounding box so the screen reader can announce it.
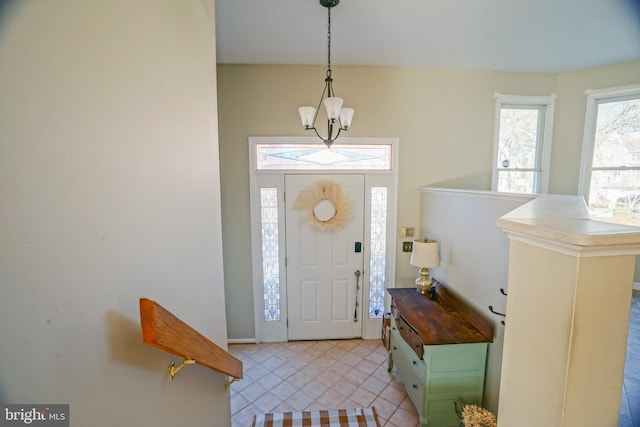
[214,0,640,74]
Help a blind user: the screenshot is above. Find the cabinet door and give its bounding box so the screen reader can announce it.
[423,343,488,426]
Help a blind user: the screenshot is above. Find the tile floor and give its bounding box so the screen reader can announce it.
[619,291,640,427]
[230,294,640,427]
[229,339,420,427]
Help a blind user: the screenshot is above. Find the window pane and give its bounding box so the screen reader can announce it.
[588,169,640,226]
[260,188,281,321]
[586,96,640,226]
[497,107,541,169]
[256,143,392,170]
[368,187,387,319]
[497,170,535,193]
[592,98,640,168]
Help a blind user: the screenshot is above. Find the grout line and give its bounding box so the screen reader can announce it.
[231,339,416,427]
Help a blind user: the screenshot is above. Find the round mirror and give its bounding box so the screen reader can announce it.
[313,199,337,222]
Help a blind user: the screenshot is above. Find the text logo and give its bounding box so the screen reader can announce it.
[0,405,68,426]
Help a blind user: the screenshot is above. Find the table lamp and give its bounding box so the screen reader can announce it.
[410,239,440,295]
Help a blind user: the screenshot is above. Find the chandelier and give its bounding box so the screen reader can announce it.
[298,0,354,148]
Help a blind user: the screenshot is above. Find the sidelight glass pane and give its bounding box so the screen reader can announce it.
[260,188,281,321]
[368,187,387,318]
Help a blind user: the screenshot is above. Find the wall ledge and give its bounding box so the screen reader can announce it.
[419,187,538,203]
[497,195,640,257]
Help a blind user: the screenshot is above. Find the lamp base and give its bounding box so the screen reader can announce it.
[415,267,433,295]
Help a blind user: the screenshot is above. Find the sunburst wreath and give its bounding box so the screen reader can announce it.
[293,180,353,231]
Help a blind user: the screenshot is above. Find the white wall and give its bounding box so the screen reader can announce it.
[0,1,231,425]
[417,188,537,414]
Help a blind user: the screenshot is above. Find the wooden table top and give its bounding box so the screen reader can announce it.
[388,282,494,345]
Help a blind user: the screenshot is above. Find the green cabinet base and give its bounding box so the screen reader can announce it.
[388,316,488,427]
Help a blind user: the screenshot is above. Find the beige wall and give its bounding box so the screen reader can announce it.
[551,60,640,195]
[0,1,231,425]
[219,60,640,340]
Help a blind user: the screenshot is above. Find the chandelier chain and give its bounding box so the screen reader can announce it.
[327,6,332,74]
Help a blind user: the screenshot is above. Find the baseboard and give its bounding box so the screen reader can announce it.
[228,338,257,345]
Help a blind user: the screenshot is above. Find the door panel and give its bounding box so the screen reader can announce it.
[300,280,319,321]
[285,174,364,340]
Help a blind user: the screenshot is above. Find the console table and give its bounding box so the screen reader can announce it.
[387,282,494,427]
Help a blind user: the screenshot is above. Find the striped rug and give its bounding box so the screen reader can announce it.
[251,407,380,427]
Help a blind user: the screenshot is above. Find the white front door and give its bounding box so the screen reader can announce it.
[285,174,365,340]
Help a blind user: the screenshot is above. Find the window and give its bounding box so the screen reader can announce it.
[368,187,387,318]
[260,187,281,321]
[579,85,640,226]
[492,95,556,194]
[255,143,392,170]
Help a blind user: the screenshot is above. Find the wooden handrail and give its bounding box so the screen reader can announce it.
[139,298,243,381]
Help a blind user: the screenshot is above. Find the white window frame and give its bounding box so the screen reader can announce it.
[248,137,399,343]
[491,94,556,194]
[578,85,640,211]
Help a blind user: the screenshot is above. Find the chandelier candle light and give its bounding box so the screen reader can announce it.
[298,0,355,148]
[410,239,440,295]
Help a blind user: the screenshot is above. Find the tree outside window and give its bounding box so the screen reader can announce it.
[581,86,640,226]
[492,95,555,194]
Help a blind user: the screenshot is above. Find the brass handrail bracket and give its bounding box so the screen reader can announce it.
[139,298,243,385]
[168,358,195,381]
[224,377,240,389]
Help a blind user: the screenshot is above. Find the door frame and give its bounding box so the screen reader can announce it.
[248,137,399,343]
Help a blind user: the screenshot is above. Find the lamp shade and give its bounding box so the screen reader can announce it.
[410,239,440,268]
[298,106,316,128]
[339,107,354,129]
[323,97,343,120]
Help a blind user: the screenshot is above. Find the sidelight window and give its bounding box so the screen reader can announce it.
[368,187,387,318]
[260,187,281,321]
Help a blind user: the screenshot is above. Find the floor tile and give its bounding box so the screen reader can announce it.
[387,406,420,427]
[232,403,260,427]
[230,339,403,427]
[361,375,389,395]
[252,391,283,413]
[371,395,400,421]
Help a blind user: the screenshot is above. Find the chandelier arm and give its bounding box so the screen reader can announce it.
[331,126,342,143]
[313,79,330,127]
[310,126,326,142]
